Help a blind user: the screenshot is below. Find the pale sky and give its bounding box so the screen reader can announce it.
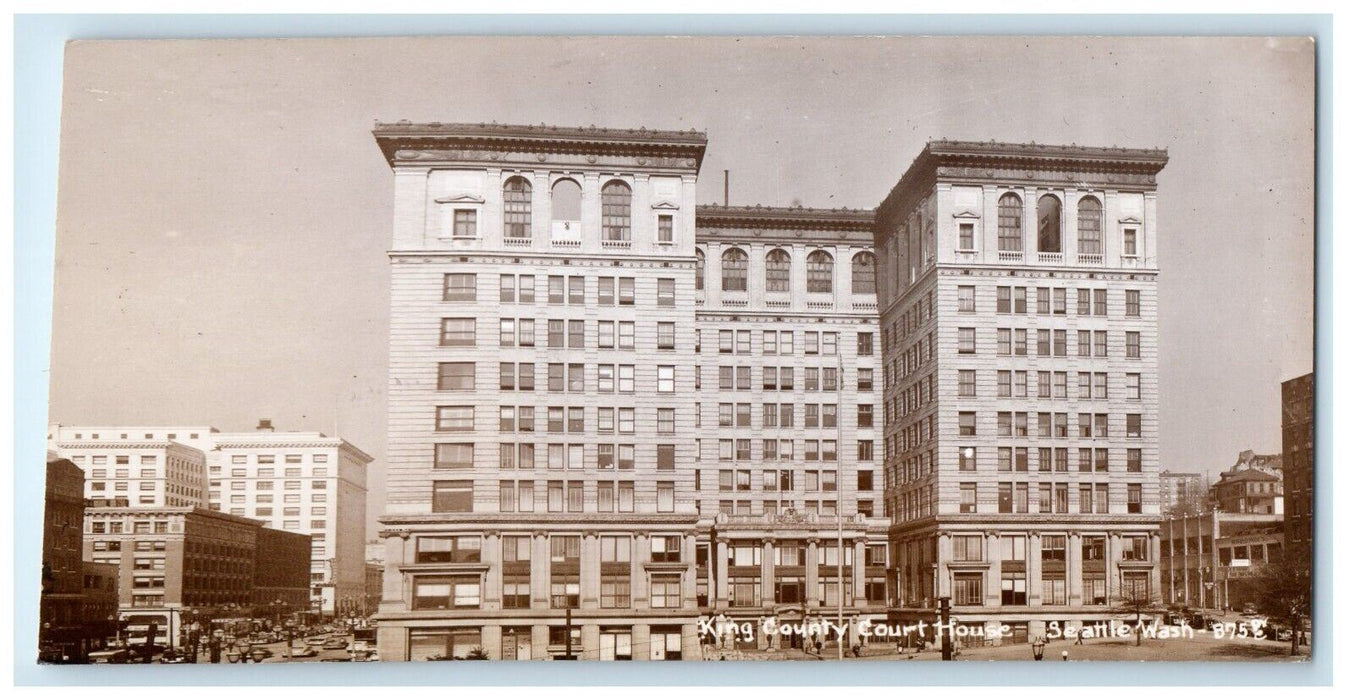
[49,36,1315,534]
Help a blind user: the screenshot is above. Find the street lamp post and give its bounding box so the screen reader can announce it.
[1031,637,1045,661]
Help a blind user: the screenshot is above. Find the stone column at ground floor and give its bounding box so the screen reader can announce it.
[681,623,700,660]
[581,624,600,660]
[631,623,651,661]
[482,624,503,660]
[376,624,407,662]
[806,539,820,608]
[531,623,549,659]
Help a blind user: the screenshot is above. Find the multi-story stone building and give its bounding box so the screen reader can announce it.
[373,122,707,661]
[47,422,372,617]
[41,455,91,660]
[48,427,211,508]
[210,422,372,617]
[1281,372,1313,575]
[1159,470,1208,516]
[1159,509,1283,611]
[692,205,890,648]
[82,503,311,646]
[874,141,1168,644]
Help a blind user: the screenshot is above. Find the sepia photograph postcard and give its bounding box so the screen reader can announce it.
[14,17,1330,686]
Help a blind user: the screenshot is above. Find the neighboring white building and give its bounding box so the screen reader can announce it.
[47,421,374,616]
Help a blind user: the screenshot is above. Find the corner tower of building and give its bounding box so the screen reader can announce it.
[875,140,1168,642]
[374,122,708,661]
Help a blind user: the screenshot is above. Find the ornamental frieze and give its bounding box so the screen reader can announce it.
[934,164,1158,188]
[392,149,700,171]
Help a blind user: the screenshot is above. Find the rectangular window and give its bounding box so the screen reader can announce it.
[1126,331,1141,359]
[958,286,975,313]
[1123,228,1138,256]
[432,480,473,513]
[438,362,475,391]
[440,318,476,347]
[657,214,674,243]
[1126,289,1141,317]
[434,443,474,470]
[436,406,474,432]
[958,328,976,354]
[452,209,477,238]
[443,273,476,301]
[657,278,675,307]
[958,222,975,250]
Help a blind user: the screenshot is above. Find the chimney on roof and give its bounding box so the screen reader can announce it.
[257,419,275,433]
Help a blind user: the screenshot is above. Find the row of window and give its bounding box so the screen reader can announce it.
[958,370,1143,400]
[705,329,874,357]
[707,498,874,518]
[441,362,678,393]
[441,318,680,351]
[210,466,329,478]
[956,327,1144,358]
[697,248,876,295]
[948,571,1150,608]
[209,491,328,503]
[712,468,875,493]
[701,438,875,463]
[710,403,873,429]
[432,479,678,514]
[952,445,1144,473]
[443,176,673,244]
[964,192,1126,256]
[956,412,1145,438]
[957,482,1146,515]
[711,366,850,392]
[448,273,658,305]
[959,286,1141,317]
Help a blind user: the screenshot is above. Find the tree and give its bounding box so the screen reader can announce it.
[1110,576,1161,647]
[1252,551,1311,656]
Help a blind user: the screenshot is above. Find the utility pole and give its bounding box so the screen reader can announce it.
[939,596,953,661]
[564,605,575,660]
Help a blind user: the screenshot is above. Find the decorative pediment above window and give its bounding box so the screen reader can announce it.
[952,209,982,219]
[1118,215,1143,225]
[651,200,681,211]
[434,194,486,204]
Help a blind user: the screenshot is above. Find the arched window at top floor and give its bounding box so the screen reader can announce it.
[851,252,876,294]
[998,193,1023,252]
[551,178,582,222]
[1037,194,1062,253]
[1077,196,1103,255]
[601,180,632,241]
[503,176,532,239]
[722,248,748,292]
[766,249,791,293]
[806,250,834,294]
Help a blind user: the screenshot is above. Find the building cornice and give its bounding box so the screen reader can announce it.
[876,139,1169,238]
[696,204,875,244]
[373,121,708,171]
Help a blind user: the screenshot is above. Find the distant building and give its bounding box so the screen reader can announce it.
[1281,373,1314,575]
[253,526,313,610]
[41,456,93,660]
[1159,510,1283,611]
[365,561,383,617]
[1159,470,1207,516]
[1208,468,1283,515]
[48,421,373,617]
[82,504,310,647]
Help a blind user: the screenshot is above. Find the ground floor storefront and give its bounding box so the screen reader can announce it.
[376,616,702,661]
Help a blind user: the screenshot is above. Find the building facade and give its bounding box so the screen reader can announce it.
[373,122,707,661]
[693,205,891,648]
[82,504,311,646]
[47,422,373,616]
[1281,373,1313,575]
[1159,470,1208,516]
[1159,510,1283,611]
[210,425,372,616]
[874,141,1168,643]
[41,456,93,660]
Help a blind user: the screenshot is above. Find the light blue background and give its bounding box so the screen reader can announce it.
[12,13,1333,686]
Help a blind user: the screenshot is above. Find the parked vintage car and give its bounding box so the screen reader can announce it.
[322,638,349,650]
